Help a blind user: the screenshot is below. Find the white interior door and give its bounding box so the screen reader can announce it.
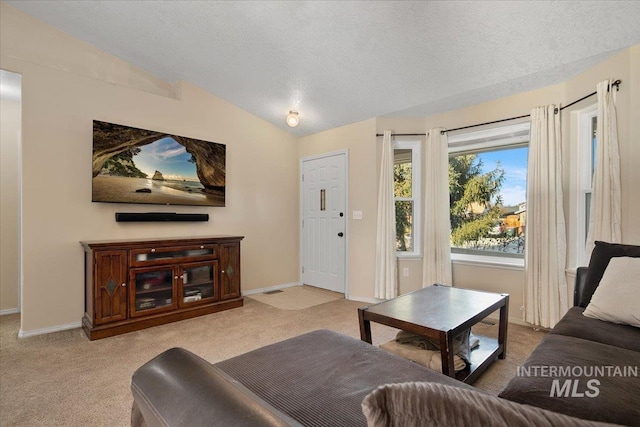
[301,152,346,293]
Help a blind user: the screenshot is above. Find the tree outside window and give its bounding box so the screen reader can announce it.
[393,142,420,256]
[394,149,413,251]
[449,146,528,256]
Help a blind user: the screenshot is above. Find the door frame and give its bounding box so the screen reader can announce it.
[299,149,349,298]
[0,69,22,317]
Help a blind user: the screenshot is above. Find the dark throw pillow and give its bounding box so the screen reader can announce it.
[579,241,640,307]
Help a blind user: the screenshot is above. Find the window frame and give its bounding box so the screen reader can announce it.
[447,122,530,268]
[575,104,597,266]
[393,138,422,259]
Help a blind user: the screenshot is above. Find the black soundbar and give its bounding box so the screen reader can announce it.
[115,212,209,222]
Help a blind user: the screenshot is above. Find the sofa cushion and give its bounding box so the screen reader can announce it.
[583,256,640,327]
[550,307,640,352]
[499,334,640,426]
[215,329,473,427]
[363,382,612,427]
[579,241,640,307]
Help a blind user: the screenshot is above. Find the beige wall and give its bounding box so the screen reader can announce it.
[1,3,300,334]
[631,45,640,245]
[1,96,21,312]
[298,118,378,300]
[388,47,639,320]
[300,46,639,323]
[563,46,638,262]
[376,85,565,319]
[2,1,638,333]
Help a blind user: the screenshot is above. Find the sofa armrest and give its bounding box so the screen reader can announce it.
[573,267,588,307]
[131,347,302,427]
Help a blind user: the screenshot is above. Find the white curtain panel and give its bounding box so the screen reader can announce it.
[586,79,622,256]
[375,130,398,299]
[524,105,568,328]
[422,128,452,287]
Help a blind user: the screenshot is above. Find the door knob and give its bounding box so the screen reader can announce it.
[338,232,344,237]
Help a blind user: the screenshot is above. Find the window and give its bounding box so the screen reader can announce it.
[448,123,529,262]
[577,105,597,265]
[394,140,421,257]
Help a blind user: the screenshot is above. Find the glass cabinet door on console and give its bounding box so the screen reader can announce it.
[130,267,177,317]
[179,261,219,307]
[81,236,243,340]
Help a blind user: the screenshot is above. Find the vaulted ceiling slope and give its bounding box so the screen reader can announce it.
[7,1,640,136]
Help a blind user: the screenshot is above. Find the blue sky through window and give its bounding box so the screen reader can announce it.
[476,146,528,207]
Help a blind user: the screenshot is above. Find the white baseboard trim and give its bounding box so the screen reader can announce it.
[0,308,20,316]
[482,314,543,329]
[242,282,301,296]
[507,317,535,327]
[18,321,82,338]
[346,295,381,304]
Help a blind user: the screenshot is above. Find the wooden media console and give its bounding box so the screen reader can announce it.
[81,235,243,340]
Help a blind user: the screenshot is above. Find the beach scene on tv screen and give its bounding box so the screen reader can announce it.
[92,121,225,206]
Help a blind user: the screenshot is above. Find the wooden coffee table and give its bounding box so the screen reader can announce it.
[358,284,509,383]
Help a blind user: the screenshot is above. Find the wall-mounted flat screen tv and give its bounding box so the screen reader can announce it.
[92,120,225,207]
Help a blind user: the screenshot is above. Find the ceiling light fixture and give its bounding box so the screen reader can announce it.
[286,111,299,127]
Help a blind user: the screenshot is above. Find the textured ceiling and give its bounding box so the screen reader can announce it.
[6,1,640,136]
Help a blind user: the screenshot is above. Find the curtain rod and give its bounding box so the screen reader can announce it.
[375,79,621,137]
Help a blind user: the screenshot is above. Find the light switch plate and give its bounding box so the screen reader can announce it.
[352,211,363,220]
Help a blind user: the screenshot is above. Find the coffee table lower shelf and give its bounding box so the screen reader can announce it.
[358,285,509,383]
[456,334,502,383]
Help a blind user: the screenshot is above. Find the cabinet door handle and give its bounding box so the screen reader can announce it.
[200,245,204,249]
[174,276,179,280]
[221,270,225,274]
[151,248,156,253]
[121,283,126,287]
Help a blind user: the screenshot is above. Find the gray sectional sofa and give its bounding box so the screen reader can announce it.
[499,265,640,426]
[131,242,639,426]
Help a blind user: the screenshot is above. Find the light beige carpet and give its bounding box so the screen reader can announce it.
[246,285,343,310]
[0,297,546,426]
